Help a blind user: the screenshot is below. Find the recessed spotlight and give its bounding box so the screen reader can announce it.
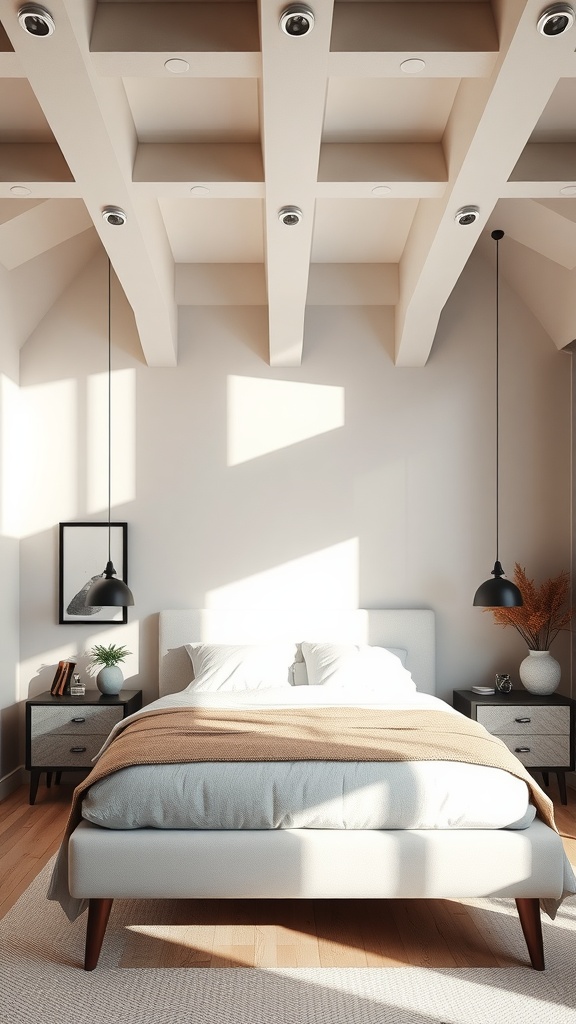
[10,185,32,196]
[560,184,576,195]
[372,185,391,196]
[18,4,55,36]
[400,58,426,74]
[164,58,190,74]
[454,206,480,226]
[278,206,302,226]
[279,5,315,36]
[190,186,210,196]
[102,206,127,226]
[537,3,575,34]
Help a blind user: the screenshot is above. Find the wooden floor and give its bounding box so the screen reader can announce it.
[1,775,575,968]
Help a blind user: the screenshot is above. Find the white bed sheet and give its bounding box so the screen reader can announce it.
[82,688,536,832]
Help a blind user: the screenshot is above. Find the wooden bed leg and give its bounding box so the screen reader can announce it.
[515,898,545,970]
[84,898,113,971]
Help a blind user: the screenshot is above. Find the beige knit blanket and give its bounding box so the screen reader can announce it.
[66,704,555,832]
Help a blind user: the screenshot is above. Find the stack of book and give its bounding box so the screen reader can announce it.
[50,660,76,696]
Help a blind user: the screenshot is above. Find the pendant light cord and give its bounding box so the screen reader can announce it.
[495,232,500,565]
[107,257,112,567]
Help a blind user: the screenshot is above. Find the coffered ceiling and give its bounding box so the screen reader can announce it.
[1,0,575,366]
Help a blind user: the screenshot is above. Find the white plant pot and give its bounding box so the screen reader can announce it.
[96,665,124,695]
[519,650,561,696]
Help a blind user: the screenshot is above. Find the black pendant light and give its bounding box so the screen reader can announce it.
[86,259,134,609]
[473,230,523,608]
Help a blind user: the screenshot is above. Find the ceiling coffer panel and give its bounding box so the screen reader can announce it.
[0,0,574,363]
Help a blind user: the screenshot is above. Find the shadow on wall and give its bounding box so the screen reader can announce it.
[0,700,23,781]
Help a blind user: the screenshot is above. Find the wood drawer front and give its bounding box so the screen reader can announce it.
[31,733,108,768]
[477,704,570,736]
[31,704,123,739]
[498,734,571,768]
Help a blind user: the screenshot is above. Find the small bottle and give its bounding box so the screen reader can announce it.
[70,673,85,696]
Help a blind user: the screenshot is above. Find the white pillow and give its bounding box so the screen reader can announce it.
[292,646,407,685]
[184,643,297,692]
[300,642,416,693]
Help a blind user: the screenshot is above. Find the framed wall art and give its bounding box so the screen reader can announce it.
[58,522,129,625]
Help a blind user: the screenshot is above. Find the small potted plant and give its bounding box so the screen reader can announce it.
[88,643,132,695]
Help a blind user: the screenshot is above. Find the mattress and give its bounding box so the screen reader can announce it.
[82,688,536,832]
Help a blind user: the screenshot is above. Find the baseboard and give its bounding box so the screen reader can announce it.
[0,765,26,802]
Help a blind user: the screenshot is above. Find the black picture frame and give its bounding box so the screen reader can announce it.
[58,522,129,625]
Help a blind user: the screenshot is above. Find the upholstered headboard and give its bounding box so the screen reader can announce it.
[158,608,435,697]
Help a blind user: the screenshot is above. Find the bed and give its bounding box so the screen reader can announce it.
[48,608,575,971]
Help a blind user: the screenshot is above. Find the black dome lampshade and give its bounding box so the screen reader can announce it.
[473,560,523,607]
[473,230,523,609]
[86,560,134,607]
[85,258,134,610]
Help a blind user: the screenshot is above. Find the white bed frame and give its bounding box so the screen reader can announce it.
[68,608,566,970]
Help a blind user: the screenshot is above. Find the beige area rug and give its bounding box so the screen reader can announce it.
[1,860,576,1024]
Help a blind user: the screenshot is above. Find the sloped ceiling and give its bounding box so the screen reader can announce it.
[0,0,575,366]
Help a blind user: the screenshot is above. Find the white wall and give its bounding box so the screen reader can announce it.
[0,269,22,790]
[11,247,571,778]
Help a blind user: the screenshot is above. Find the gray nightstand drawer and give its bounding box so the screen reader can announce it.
[26,689,142,804]
[31,733,108,767]
[30,704,123,739]
[477,705,569,737]
[497,734,571,768]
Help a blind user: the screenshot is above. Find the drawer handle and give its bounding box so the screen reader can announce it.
[515,747,531,753]
[515,717,531,724]
[71,717,86,724]
[70,746,87,754]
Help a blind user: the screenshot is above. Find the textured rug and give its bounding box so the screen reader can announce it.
[1,860,576,1024]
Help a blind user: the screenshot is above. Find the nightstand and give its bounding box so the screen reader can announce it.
[25,689,142,804]
[453,689,575,804]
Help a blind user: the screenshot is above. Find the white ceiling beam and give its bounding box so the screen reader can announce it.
[0,53,24,76]
[25,132,566,203]
[328,50,496,78]
[259,0,335,366]
[394,0,576,367]
[0,0,178,366]
[91,51,261,78]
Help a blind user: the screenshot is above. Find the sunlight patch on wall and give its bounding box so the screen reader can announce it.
[227,376,345,466]
[87,368,136,514]
[6,377,77,539]
[206,539,359,610]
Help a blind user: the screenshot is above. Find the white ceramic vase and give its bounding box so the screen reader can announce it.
[96,665,124,695]
[519,650,561,696]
